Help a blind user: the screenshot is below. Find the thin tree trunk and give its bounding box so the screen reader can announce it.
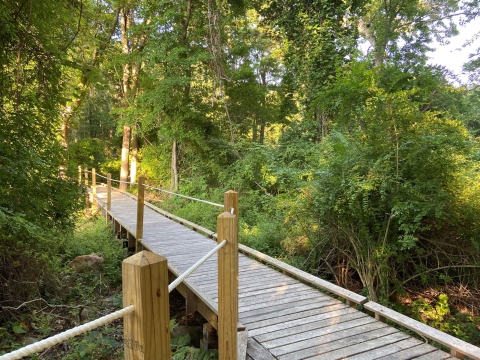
[119,8,131,191]
[120,124,131,191]
[259,70,267,144]
[170,140,178,192]
[130,132,138,184]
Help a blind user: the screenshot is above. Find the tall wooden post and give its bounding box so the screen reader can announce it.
[84,167,88,187]
[92,168,97,212]
[224,190,239,228]
[217,196,238,360]
[78,166,82,186]
[136,176,145,253]
[123,251,171,359]
[107,173,112,212]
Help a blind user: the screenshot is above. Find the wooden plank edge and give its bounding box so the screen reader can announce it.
[237,243,367,306]
[363,301,480,360]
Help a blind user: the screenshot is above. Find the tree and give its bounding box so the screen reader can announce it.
[0,0,84,301]
[259,0,359,141]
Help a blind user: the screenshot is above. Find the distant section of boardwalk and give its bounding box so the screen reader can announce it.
[94,186,460,359]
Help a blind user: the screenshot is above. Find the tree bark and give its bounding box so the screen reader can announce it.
[130,132,138,184]
[120,124,131,191]
[119,7,131,191]
[170,140,178,192]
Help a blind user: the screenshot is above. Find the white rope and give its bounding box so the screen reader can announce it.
[110,178,137,185]
[144,184,223,208]
[96,173,108,180]
[169,240,227,292]
[0,305,134,360]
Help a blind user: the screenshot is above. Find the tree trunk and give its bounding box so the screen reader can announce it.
[170,140,178,192]
[259,70,267,144]
[130,132,138,184]
[119,8,131,191]
[120,124,131,191]
[259,123,265,144]
[252,120,258,142]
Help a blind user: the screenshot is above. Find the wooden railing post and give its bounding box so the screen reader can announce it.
[136,176,145,253]
[78,165,82,186]
[224,190,239,224]
[107,173,112,212]
[217,191,238,360]
[92,168,97,212]
[123,251,171,359]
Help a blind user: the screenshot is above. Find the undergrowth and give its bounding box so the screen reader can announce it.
[1,213,218,359]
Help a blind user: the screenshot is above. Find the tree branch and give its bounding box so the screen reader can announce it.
[1,298,85,313]
[391,265,480,297]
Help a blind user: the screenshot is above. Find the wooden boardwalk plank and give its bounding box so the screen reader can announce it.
[374,344,439,360]
[346,337,425,359]
[258,311,373,348]
[246,302,347,335]
[275,326,402,360]
[308,331,411,359]
[241,297,346,324]
[413,349,455,360]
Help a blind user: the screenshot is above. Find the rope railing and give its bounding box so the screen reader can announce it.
[79,166,223,208]
[110,178,137,185]
[95,173,109,180]
[169,240,227,293]
[144,184,224,208]
[0,305,135,360]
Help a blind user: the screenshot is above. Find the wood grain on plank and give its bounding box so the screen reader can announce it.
[260,312,376,349]
[246,301,347,335]
[374,344,439,360]
[307,331,411,360]
[275,325,399,360]
[345,337,425,359]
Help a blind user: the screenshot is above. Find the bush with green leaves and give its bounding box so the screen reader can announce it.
[287,67,480,302]
[393,294,480,346]
[170,319,218,360]
[59,215,127,291]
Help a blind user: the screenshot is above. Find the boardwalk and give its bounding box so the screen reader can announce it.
[94,186,460,359]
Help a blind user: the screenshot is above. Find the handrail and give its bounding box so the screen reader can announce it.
[0,306,135,360]
[144,184,224,208]
[80,167,222,208]
[110,178,137,186]
[168,240,227,292]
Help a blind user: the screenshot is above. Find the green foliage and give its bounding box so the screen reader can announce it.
[59,216,127,290]
[281,65,480,301]
[170,319,218,360]
[65,327,123,360]
[0,0,84,306]
[394,294,480,346]
[0,215,126,358]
